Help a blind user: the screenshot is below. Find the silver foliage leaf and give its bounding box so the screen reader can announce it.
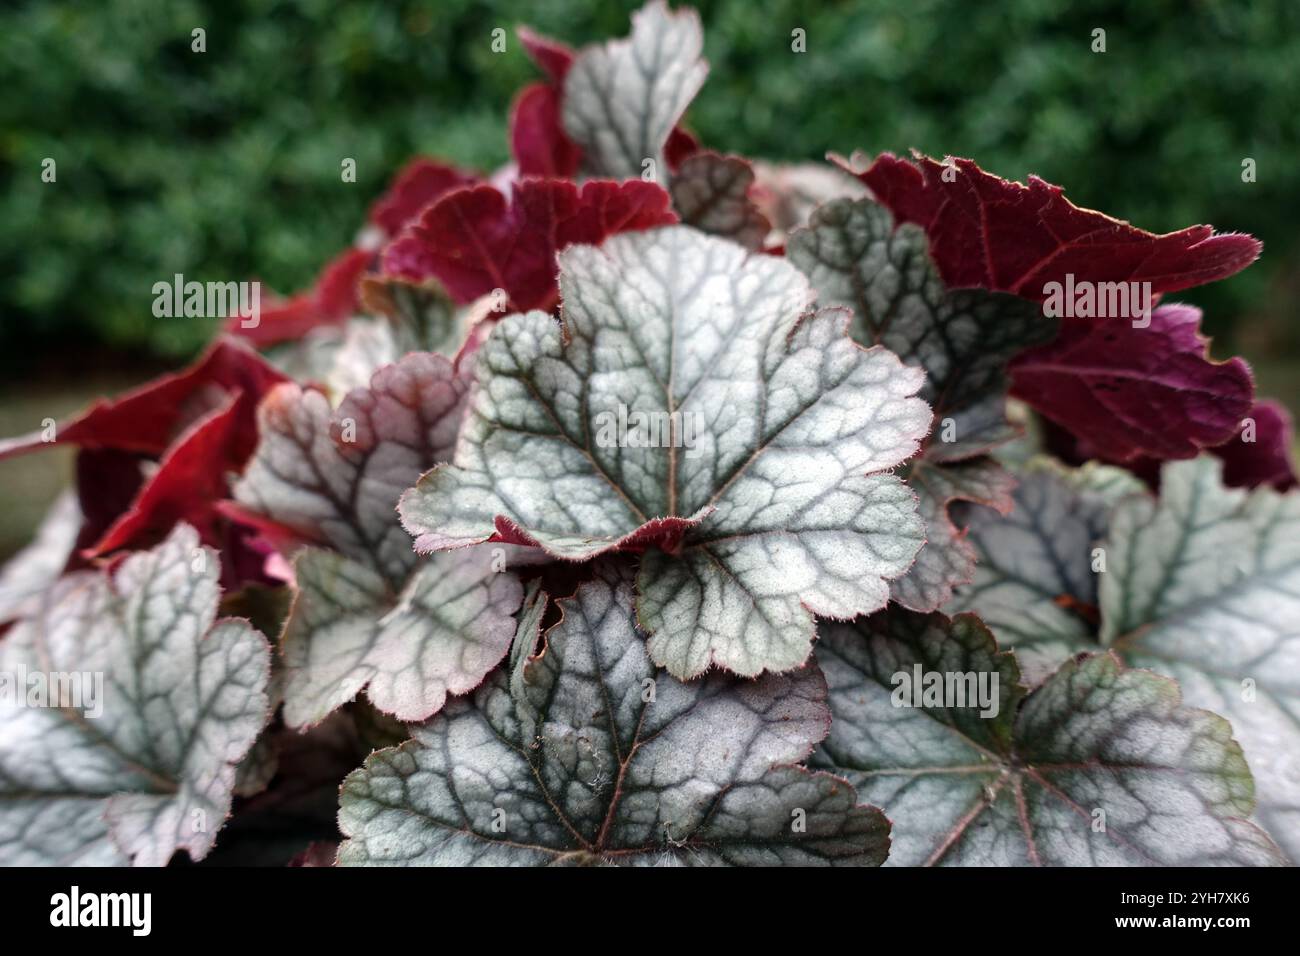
[0,524,270,866]
[400,226,931,678]
[338,561,889,866]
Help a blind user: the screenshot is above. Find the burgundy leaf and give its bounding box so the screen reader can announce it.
[1117,399,1300,492]
[85,394,241,556]
[0,338,286,461]
[368,158,480,236]
[518,26,574,83]
[851,151,1262,297]
[381,178,676,311]
[72,449,148,556]
[844,151,1262,463]
[1213,400,1299,490]
[664,126,702,171]
[1010,304,1253,462]
[511,84,582,178]
[226,247,372,347]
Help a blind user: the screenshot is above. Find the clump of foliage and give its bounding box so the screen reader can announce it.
[1,1,1297,867]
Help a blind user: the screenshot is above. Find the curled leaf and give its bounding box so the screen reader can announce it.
[561,0,708,184]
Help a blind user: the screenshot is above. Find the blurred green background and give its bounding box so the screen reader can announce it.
[2,0,1298,556]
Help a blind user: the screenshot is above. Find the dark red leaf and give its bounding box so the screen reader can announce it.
[381,178,677,312]
[511,83,582,178]
[1213,400,1299,491]
[1118,400,1300,492]
[85,393,242,556]
[852,152,1262,297]
[73,448,148,558]
[664,126,701,171]
[1010,304,1253,462]
[518,26,574,83]
[847,151,1263,464]
[226,247,372,347]
[368,158,480,236]
[0,338,287,461]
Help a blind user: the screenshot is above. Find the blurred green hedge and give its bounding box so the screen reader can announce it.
[3,0,1298,369]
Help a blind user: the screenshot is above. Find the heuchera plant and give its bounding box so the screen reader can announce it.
[1,1,1296,867]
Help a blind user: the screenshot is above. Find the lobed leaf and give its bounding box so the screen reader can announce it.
[896,457,1016,613]
[1102,458,1300,861]
[367,158,480,237]
[400,225,931,678]
[813,609,1283,866]
[381,178,677,313]
[947,462,1139,684]
[850,151,1261,298]
[337,561,889,866]
[280,546,521,727]
[1011,303,1253,462]
[0,524,271,866]
[235,351,523,726]
[788,197,1052,610]
[952,457,1300,861]
[842,151,1260,463]
[669,152,770,250]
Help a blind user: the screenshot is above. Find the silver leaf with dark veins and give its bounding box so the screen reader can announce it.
[400,225,931,678]
[813,608,1284,866]
[338,561,890,866]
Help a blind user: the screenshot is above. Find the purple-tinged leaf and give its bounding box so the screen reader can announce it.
[669,152,770,250]
[1010,304,1253,462]
[234,350,523,726]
